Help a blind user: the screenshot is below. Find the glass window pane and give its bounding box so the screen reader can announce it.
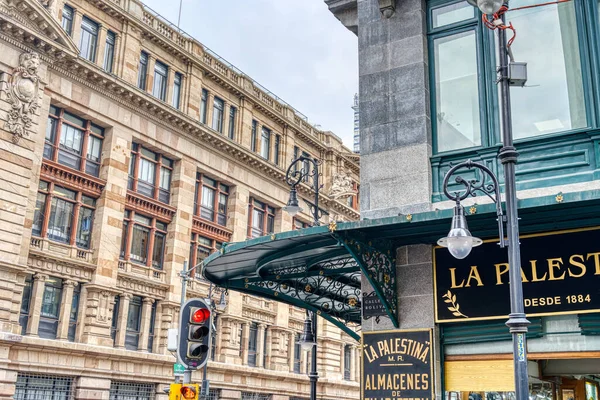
[134,213,151,225]
[47,197,74,243]
[32,193,47,236]
[127,297,142,331]
[156,221,168,231]
[104,31,115,73]
[432,1,474,28]
[202,186,215,209]
[506,0,586,139]
[120,221,128,258]
[200,89,208,124]
[159,166,171,190]
[79,17,98,62]
[62,5,74,35]
[138,158,155,183]
[138,52,148,90]
[434,30,481,152]
[130,225,149,264]
[152,232,165,269]
[41,281,62,318]
[76,207,94,248]
[212,98,224,132]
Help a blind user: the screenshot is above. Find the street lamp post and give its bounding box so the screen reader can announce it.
[283,155,322,400]
[438,2,530,400]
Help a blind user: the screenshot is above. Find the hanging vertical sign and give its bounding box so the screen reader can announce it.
[362,329,433,400]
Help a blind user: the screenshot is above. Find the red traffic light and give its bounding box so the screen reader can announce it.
[180,385,197,400]
[191,308,210,324]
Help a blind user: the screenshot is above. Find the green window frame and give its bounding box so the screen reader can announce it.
[428,0,599,155]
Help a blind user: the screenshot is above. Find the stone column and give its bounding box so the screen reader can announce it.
[241,322,249,365]
[287,331,295,372]
[96,25,108,69]
[215,313,223,361]
[56,280,78,340]
[222,102,231,137]
[206,93,215,128]
[146,55,156,95]
[166,67,175,106]
[152,302,163,353]
[349,345,356,381]
[264,326,272,369]
[114,293,131,348]
[138,298,155,351]
[25,273,48,336]
[71,10,84,52]
[256,323,265,368]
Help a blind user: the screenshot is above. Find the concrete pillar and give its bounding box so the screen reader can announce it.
[256,323,265,368]
[138,298,154,351]
[241,322,249,365]
[25,273,48,336]
[56,280,78,340]
[96,25,108,69]
[114,293,131,348]
[357,0,432,219]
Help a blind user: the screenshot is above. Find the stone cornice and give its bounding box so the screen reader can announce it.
[192,216,233,243]
[41,161,105,196]
[126,191,177,222]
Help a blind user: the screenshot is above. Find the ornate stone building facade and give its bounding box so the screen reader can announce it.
[0,1,360,399]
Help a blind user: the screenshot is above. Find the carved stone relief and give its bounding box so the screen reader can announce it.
[329,170,356,199]
[5,51,41,143]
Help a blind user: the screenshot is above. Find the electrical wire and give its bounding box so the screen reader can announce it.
[507,0,571,13]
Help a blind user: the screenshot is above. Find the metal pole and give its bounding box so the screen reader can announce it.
[201,284,213,399]
[312,159,320,226]
[177,0,183,31]
[180,261,192,384]
[308,311,318,400]
[497,12,530,400]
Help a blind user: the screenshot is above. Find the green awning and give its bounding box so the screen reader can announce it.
[203,189,600,341]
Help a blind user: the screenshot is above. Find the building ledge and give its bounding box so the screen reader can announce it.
[324,0,358,36]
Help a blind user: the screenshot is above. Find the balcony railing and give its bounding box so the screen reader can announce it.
[117,259,166,283]
[30,236,93,263]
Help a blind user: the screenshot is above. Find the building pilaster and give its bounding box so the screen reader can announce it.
[25,273,48,337]
[71,10,84,53]
[146,55,156,95]
[96,26,108,69]
[56,280,78,340]
[152,302,163,353]
[222,102,231,137]
[74,284,88,342]
[138,297,154,351]
[206,93,215,128]
[166,67,175,106]
[288,331,295,372]
[256,323,265,368]
[241,322,249,365]
[114,293,131,348]
[264,326,272,369]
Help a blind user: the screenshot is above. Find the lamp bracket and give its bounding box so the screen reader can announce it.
[442,160,507,248]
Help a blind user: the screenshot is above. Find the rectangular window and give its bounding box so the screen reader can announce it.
[194,173,229,226]
[68,283,81,342]
[15,373,75,400]
[152,60,168,101]
[242,393,271,400]
[62,5,74,36]
[45,107,104,177]
[189,233,222,275]
[120,210,168,270]
[125,296,142,350]
[103,31,116,73]
[173,72,182,109]
[111,295,120,342]
[431,1,474,29]
[200,89,208,124]
[260,127,271,160]
[109,381,155,400]
[212,97,224,133]
[228,106,236,139]
[248,198,275,238]
[138,52,148,90]
[79,17,98,62]
[147,301,157,352]
[344,345,351,380]
[34,181,96,249]
[129,144,173,204]
[251,120,258,152]
[274,135,280,166]
[433,30,481,152]
[293,334,301,373]
[19,275,33,335]
[39,277,62,339]
[248,322,258,367]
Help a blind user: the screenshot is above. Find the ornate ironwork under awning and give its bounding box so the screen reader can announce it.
[203,189,600,342]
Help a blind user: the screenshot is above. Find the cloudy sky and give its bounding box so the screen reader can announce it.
[140,0,358,149]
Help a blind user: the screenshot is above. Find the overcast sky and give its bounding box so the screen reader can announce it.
[140,0,358,149]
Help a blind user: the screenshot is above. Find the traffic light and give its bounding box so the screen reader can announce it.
[168,383,199,400]
[178,299,212,370]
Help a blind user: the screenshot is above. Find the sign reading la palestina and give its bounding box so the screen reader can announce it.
[362,329,433,400]
[434,227,600,322]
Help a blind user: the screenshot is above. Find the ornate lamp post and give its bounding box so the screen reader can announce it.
[283,155,321,400]
[438,2,530,400]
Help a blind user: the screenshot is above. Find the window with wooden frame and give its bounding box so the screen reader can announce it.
[119,210,168,270]
[212,97,224,133]
[247,198,275,239]
[32,181,96,249]
[189,233,222,276]
[128,143,173,204]
[45,106,104,178]
[293,218,310,230]
[194,173,229,226]
[152,60,168,101]
[79,16,99,62]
